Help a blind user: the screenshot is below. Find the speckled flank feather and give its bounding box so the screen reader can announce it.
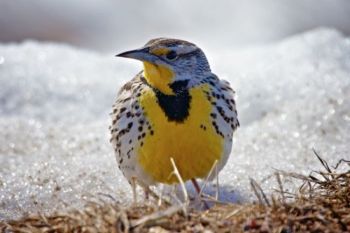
[110,73,155,186]
[202,75,240,174]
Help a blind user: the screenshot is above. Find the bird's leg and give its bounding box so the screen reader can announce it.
[143,186,150,200]
[131,177,137,204]
[191,178,201,193]
[191,179,210,209]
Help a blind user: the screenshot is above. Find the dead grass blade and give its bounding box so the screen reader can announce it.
[249,178,271,207]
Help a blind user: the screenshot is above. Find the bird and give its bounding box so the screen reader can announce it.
[110,38,239,202]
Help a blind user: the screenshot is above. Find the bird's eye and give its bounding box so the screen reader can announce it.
[165,51,178,61]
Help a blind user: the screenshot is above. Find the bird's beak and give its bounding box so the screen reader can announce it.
[116,47,156,63]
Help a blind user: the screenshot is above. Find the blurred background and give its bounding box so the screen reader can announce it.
[1,0,350,52]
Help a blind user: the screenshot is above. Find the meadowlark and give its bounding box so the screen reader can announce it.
[110,38,239,201]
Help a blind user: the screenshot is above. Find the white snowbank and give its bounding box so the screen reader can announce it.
[0,28,349,219]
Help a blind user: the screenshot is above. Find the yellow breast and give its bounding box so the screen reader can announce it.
[137,84,224,184]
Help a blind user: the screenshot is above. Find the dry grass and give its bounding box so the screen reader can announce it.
[1,152,349,233]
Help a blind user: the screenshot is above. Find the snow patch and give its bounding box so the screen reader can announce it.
[0,28,349,219]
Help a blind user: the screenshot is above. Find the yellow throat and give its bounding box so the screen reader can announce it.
[143,62,174,95]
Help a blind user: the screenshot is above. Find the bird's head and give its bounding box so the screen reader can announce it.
[116,38,211,95]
